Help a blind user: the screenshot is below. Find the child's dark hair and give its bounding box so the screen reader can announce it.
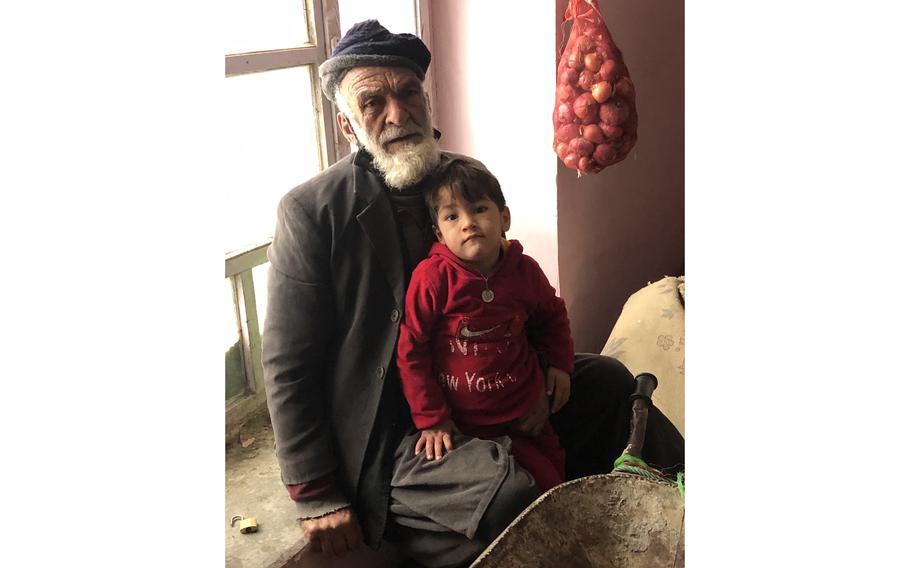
[424,157,506,223]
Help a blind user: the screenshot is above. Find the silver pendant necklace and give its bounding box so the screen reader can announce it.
[481,274,494,303]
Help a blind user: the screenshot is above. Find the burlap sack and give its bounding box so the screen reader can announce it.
[602,276,684,436]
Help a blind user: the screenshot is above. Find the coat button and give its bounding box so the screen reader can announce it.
[390,308,400,322]
[376,367,385,379]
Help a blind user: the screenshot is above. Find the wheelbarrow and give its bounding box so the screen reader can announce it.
[469,373,685,568]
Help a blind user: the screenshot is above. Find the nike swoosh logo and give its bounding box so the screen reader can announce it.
[460,324,502,338]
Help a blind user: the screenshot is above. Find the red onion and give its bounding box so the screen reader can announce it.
[598,100,630,126]
[582,124,605,144]
[557,83,576,102]
[573,93,598,122]
[557,103,574,124]
[599,59,618,82]
[569,136,594,157]
[584,52,603,73]
[599,123,623,140]
[563,153,579,169]
[578,70,599,90]
[555,142,570,159]
[567,51,584,71]
[614,76,635,100]
[556,123,580,143]
[560,68,579,86]
[591,81,611,103]
[593,143,617,165]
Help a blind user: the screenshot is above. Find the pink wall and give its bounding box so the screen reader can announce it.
[555,0,684,352]
[429,0,560,287]
[430,0,684,352]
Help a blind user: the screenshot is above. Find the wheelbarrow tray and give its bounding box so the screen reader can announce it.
[470,473,684,568]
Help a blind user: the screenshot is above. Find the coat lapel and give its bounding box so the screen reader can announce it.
[353,159,404,306]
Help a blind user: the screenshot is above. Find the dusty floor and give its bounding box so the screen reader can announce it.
[225,410,400,568]
[225,409,306,568]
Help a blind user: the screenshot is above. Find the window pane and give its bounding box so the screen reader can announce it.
[225,66,321,253]
[226,0,311,54]
[339,0,416,38]
[226,279,246,400]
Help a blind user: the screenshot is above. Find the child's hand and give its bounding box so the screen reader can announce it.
[415,418,459,460]
[546,367,571,414]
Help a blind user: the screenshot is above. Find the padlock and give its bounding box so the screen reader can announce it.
[231,515,259,534]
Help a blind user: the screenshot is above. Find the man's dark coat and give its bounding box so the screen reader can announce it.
[262,150,461,544]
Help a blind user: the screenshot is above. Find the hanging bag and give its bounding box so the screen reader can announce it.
[553,0,638,175]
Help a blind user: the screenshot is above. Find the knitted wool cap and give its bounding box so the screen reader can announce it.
[318,19,431,100]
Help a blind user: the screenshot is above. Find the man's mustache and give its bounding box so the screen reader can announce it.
[378,124,423,144]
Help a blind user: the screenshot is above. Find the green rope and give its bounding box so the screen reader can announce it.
[613,453,649,469]
[612,454,668,480]
[612,453,684,503]
[612,463,666,481]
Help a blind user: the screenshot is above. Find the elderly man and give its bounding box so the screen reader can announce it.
[262,20,683,568]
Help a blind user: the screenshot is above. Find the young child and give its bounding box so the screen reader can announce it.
[396,157,575,492]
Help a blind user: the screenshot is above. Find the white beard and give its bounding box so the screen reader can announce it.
[347,115,441,190]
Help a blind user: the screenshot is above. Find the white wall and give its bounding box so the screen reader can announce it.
[429,0,560,289]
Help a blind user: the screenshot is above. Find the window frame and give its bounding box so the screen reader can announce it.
[224,0,344,432]
[225,0,346,172]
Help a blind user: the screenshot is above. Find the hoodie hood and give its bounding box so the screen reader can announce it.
[428,239,523,277]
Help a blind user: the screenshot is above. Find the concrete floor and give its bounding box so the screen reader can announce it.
[225,409,306,568]
[225,409,399,568]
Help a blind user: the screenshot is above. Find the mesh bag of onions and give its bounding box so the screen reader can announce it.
[553,0,637,175]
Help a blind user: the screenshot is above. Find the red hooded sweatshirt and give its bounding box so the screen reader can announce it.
[397,240,575,430]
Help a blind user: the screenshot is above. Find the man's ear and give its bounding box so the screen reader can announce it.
[433,225,444,243]
[501,206,511,235]
[336,112,360,146]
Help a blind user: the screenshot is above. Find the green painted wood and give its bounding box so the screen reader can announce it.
[236,270,264,393]
[227,276,248,401]
[225,339,246,400]
[225,240,271,278]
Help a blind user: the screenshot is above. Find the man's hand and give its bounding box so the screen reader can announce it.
[300,507,363,558]
[415,418,459,460]
[509,390,549,436]
[546,366,571,414]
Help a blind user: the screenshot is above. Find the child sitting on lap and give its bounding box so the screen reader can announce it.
[396,156,575,492]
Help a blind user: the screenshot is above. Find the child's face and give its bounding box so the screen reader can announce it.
[433,187,511,275]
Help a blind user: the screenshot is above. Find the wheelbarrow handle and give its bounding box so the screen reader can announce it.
[622,373,659,458]
[629,372,657,403]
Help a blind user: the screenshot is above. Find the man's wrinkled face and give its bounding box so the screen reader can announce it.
[336,66,440,189]
[340,67,429,150]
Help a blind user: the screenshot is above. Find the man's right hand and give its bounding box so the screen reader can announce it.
[300,507,363,558]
